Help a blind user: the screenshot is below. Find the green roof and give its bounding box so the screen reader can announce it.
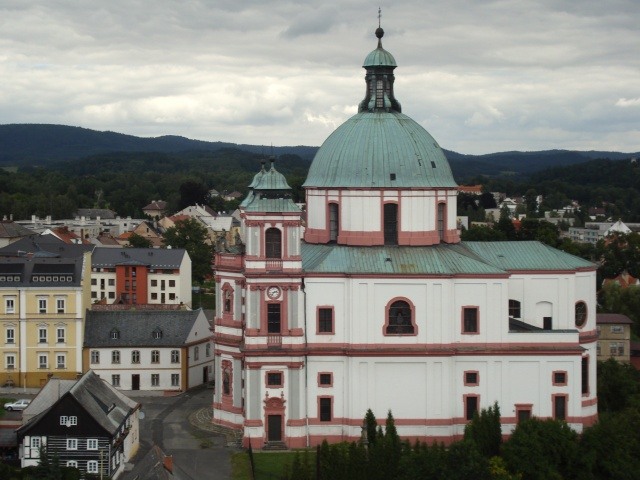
[242,196,301,213]
[363,45,397,67]
[303,112,457,188]
[301,241,595,275]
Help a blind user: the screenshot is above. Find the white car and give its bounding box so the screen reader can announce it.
[3,399,31,411]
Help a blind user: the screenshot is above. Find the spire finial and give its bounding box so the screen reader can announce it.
[375,8,384,46]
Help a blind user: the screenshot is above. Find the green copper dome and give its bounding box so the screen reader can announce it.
[303,111,456,188]
[363,27,397,67]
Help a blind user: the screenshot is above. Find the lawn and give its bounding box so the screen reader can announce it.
[232,450,317,480]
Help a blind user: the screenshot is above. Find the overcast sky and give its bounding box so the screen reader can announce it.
[1,0,639,155]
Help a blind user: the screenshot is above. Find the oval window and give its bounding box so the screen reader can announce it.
[575,301,587,328]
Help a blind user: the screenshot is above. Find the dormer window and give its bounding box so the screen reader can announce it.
[110,328,120,340]
[153,328,163,339]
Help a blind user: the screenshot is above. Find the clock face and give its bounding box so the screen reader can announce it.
[267,286,281,299]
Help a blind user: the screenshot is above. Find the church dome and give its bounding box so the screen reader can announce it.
[304,111,456,188]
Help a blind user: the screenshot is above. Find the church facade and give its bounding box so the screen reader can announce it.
[212,27,597,448]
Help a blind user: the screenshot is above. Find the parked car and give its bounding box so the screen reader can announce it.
[3,399,31,411]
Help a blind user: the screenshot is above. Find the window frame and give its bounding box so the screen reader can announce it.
[171,349,180,363]
[38,298,47,314]
[111,350,121,364]
[5,354,16,370]
[6,327,15,344]
[318,396,333,422]
[508,299,521,319]
[575,301,587,328]
[56,353,66,369]
[56,297,66,314]
[515,404,533,423]
[464,394,480,421]
[265,370,284,388]
[38,327,47,344]
[318,372,333,388]
[56,327,65,343]
[90,350,100,364]
[87,460,99,474]
[112,374,120,387]
[265,227,282,259]
[384,298,417,336]
[553,394,568,421]
[131,350,140,364]
[66,438,78,451]
[87,438,99,450]
[38,353,48,369]
[151,373,160,387]
[171,373,180,387]
[317,306,335,335]
[5,297,15,314]
[461,306,480,335]
[464,371,479,386]
[151,350,160,364]
[581,356,590,396]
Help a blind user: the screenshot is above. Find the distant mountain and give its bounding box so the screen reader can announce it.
[1,124,637,178]
[0,124,318,164]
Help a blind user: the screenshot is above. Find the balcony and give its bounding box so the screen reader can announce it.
[267,334,282,349]
[265,260,283,272]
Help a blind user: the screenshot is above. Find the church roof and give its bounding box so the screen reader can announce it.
[301,241,595,275]
[304,112,456,188]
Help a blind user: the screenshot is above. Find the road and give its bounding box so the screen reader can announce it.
[124,386,236,480]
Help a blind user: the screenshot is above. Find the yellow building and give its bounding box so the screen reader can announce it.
[596,313,633,363]
[0,250,92,388]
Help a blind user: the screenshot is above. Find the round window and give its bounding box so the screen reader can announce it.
[575,301,587,328]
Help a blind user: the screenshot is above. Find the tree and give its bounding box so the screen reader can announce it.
[518,219,559,246]
[127,232,153,248]
[363,409,379,446]
[495,205,517,240]
[162,218,214,283]
[464,401,502,458]
[598,283,640,336]
[178,180,210,210]
[597,358,640,413]
[502,418,579,480]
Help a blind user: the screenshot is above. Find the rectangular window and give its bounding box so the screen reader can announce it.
[319,397,332,422]
[112,375,120,387]
[112,350,120,364]
[132,350,140,364]
[515,405,532,423]
[611,325,624,334]
[57,327,65,343]
[508,299,521,319]
[267,303,281,333]
[151,350,160,363]
[56,298,65,313]
[151,374,160,386]
[582,356,589,395]
[543,316,552,330]
[56,354,66,369]
[267,372,283,387]
[462,307,479,334]
[87,438,98,450]
[31,437,41,448]
[151,292,158,300]
[465,395,479,420]
[5,298,15,314]
[91,350,100,364]
[38,327,47,343]
[169,280,176,287]
[318,373,333,387]
[66,438,78,450]
[38,354,48,369]
[464,371,479,386]
[171,374,179,387]
[151,279,157,287]
[6,327,14,344]
[38,298,47,314]
[554,395,567,421]
[91,278,97,285]
[169,293,176,300]
[6,354,15,370]
[171,350,180,363]
[553,371,567,386]
[318,307,334,334]
[108,278,115,286]
[87,460,99,473]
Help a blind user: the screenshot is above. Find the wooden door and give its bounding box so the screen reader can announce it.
[267,415,282,442]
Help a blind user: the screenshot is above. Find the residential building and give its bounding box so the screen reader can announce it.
[90,247,192,307]
[0,220,34,248]
[142,200,168,219]
[116,221,164,248]
[0,244,92,388]
[596,313,632,363]
[212,26,598,448]
[83,309,213,391]
[17,370,140,479]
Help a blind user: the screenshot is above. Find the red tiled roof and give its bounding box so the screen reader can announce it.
[596,313,633,325]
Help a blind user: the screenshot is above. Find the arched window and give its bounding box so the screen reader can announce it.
[386,300,414,335]
[575,301,587,328]
[437,203,446,240]
[384,203,398,245]
[328,203,339,242]
[222,284,233,315]
[265,228,282,259]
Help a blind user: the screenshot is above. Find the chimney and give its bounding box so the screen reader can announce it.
[163,455,173,473]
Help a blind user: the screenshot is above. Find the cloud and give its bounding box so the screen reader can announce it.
[0,0,639,154]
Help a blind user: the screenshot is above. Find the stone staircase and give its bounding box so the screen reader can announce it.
[262,441,287,451]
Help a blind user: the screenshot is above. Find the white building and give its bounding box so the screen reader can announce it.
[212,26,597,449]
[90,247,192,307]
[84,309,213,391]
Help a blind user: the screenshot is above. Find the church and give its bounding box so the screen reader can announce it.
[212,26,597,448]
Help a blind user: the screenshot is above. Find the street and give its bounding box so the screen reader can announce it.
[124,386,236,480]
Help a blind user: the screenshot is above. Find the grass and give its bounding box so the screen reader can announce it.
[0,397,16,419]
[231,452,253,480]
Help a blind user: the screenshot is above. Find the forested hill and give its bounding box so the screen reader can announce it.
[0,124,318,164]
[1,123,638,178]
